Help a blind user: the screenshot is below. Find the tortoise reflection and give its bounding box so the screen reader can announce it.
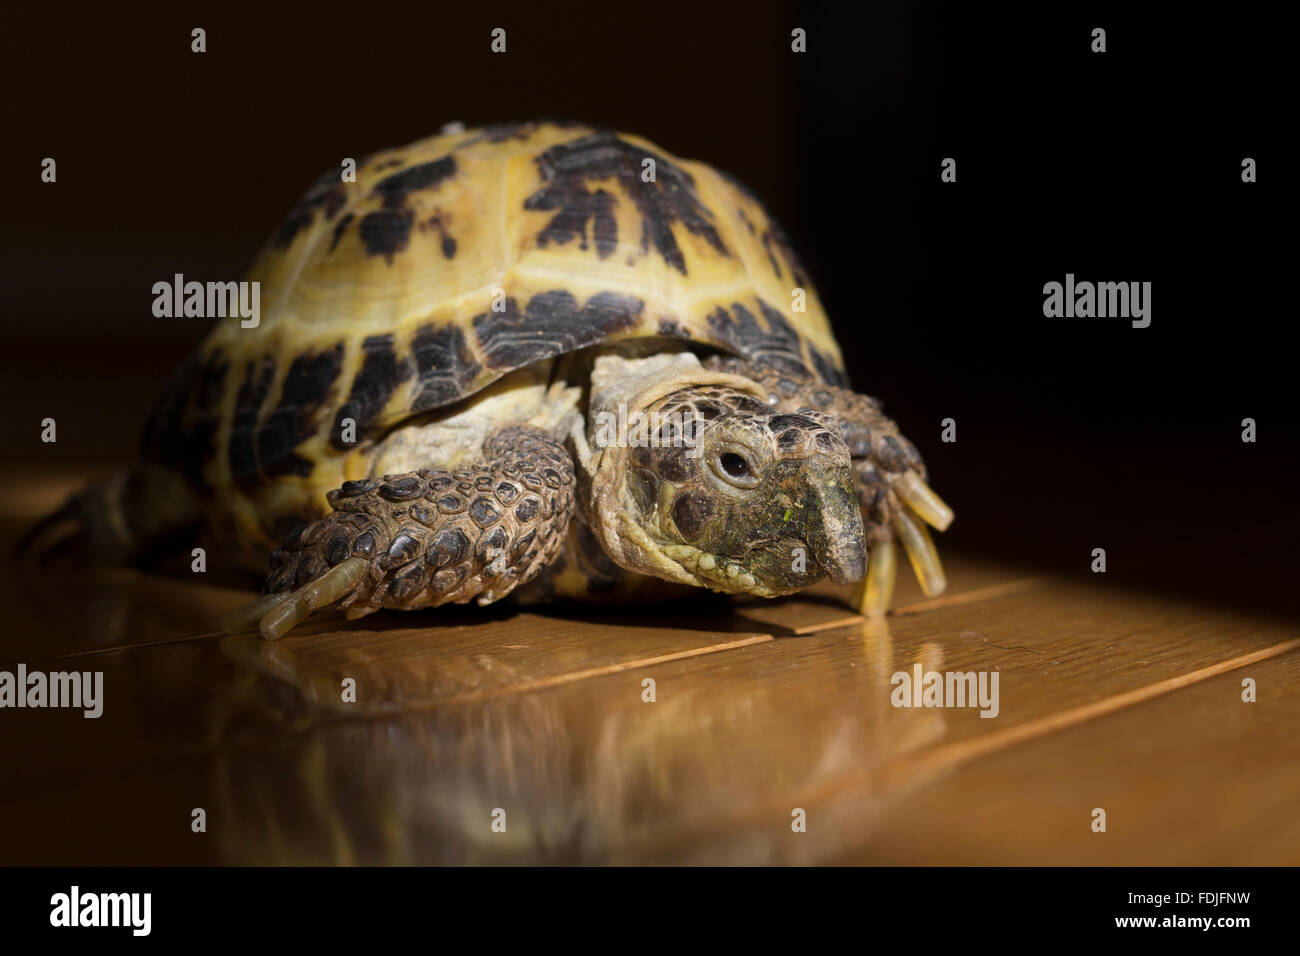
[211,620,948,864]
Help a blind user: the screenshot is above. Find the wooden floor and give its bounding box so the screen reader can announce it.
[2,470,1298,865]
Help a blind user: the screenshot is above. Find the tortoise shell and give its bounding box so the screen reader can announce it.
[143,121,848,554]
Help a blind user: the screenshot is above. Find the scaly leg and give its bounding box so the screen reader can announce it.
[705,357,953,616]
[221,426,575,640]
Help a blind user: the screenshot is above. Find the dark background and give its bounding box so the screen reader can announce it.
[1,2,1292,615]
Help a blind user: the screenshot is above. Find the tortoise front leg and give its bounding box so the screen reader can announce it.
[221,426,575,640]
[706,357,953,615]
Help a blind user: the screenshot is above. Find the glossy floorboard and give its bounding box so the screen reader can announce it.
[1,477,1296,864]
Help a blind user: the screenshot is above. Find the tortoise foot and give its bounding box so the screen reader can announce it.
[220,426,576,640]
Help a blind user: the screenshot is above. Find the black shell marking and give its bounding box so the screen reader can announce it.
[524,132,727,275]
[330,335,413,450]
[261,344,346,476]
[472,290,643,371]
[359,156,458,262]
[410,323,483,412]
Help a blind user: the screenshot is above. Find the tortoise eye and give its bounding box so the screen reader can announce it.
[719,453,749,479]
[713,451,759,489]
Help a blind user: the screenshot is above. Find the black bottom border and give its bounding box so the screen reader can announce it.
[0,866,1285,942]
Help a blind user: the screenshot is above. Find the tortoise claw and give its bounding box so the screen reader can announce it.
[892,506,946,598]
[852,538,897,618]
[221,556,370,640]
[218,592,295,636]
[894,470,954,532]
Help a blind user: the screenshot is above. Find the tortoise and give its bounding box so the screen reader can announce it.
[55,120,953,639]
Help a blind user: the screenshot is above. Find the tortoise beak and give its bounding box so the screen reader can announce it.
[800,471,866,585]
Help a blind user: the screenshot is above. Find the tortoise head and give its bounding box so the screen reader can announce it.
[584,372,866,596]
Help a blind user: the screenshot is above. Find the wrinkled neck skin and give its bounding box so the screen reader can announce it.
[574,352,772,592]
